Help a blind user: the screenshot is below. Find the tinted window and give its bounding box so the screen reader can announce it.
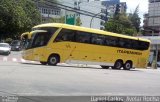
[27,27,58,49]
[105,36,118,47]
[132,40,139,50]
[138,41,150,50]
[32,32,49,48]
[118,38,132,49]
[33,27,58,40]
[91,34,105,45]
[75,31,91,43]
[54,28,150,50]
[55,29,75,42]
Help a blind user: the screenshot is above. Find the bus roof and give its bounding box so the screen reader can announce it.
[33,23,150,42]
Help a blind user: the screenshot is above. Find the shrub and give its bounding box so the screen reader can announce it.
[5,38,13,44]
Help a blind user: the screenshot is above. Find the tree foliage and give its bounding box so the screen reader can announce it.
[104,5,141,36]
[128,5,141,32]
[105,13,136,36]
[76,17,82,26]
[0,0,41,39]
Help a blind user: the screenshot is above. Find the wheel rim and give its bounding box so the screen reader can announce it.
[116,62,121,69]
[50,57,57,65]
[125,63,131,69]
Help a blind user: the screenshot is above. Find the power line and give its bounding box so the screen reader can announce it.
[34,0,107,19]
[39,0,99,16]
[39,2,100,18]
[59,0,105,10]
[34,2,108,20]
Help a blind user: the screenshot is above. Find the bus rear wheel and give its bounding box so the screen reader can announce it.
[40,61,47,65]
[101,66,110,69]
[47,55,60,66]
[123,61,132,70]
[112,60,123,70]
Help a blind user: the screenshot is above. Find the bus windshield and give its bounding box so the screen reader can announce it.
[27,27,58,49]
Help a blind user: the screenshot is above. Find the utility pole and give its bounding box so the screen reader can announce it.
[152,0,158,69]
[90,12,101,28]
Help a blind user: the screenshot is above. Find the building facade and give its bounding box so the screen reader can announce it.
[79,0,107,29]
[143,0,160,36]
[36,1,62,23]
[102,0,127,18]
[141,0,160,67]
[36,0,107,29]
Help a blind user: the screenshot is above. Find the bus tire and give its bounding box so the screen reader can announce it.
[101,66,110,69]
[123,61,132,70]
[112,60,123,70]
[40,61,47,65]
[47,54,60,66]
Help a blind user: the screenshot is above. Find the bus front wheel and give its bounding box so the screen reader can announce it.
[47,55,60,66]
[123,61,132,70]
[112,60,123,70]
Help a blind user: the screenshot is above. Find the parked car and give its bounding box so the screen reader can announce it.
[157,61,160,67]
[10,40,22,51]
[0,43,11,55]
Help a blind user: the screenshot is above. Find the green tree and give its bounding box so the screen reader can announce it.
[76,17,82,26]
[21,0,41,29]
[0,0,41,39]
[128,5,141,32]
[104,13,136,36]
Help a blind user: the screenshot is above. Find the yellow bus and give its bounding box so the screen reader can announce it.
[22,23,150,70]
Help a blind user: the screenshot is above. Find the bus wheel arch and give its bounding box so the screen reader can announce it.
[123,60,132,70]
[47,54,60,66]
[112,59,123,70]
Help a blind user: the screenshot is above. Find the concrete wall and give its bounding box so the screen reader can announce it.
[79,1,105,29]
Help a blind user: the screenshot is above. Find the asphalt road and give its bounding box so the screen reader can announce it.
[0,51,160,97]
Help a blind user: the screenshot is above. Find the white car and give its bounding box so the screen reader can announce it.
[0,43,11,55]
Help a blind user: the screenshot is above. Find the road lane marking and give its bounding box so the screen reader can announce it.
[3,57,8,61]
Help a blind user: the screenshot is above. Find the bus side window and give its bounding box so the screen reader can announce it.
[124,39,132,49]
[54,29,75,42]
[91,34,103,45]
[104,36,110,46]
[54,32,63,42]
[119,38,125,47]
[107,36,118,47]
[76,31,91,43]
[132,40,139,50]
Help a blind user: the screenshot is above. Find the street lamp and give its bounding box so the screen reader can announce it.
[90,12,102,28]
